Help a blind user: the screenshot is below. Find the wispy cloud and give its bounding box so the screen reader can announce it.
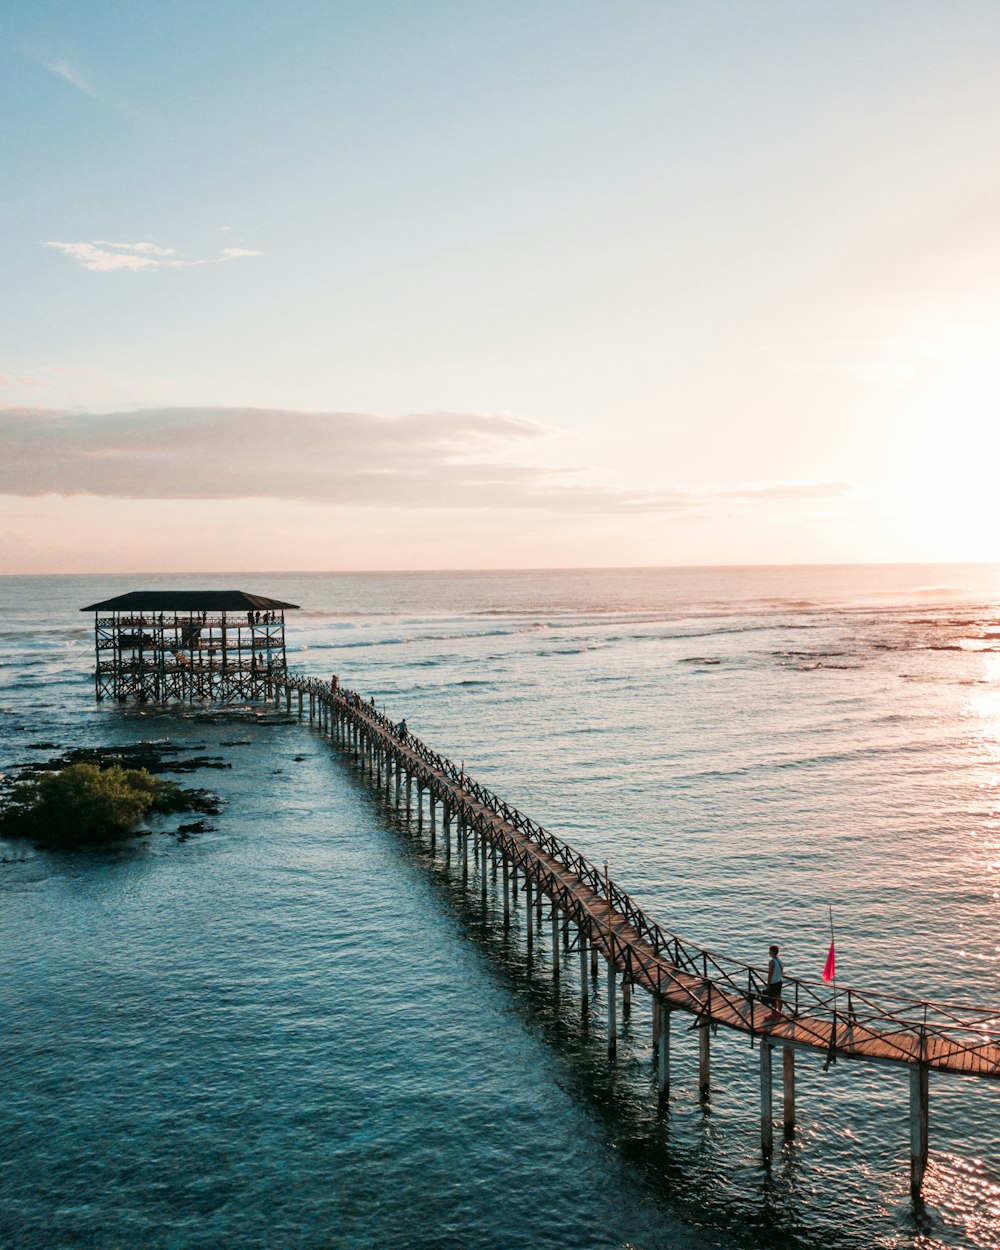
[44,57,98,98]
[43,240,262,272]
[0,406,849,516]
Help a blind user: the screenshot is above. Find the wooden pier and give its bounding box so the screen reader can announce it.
[274,673,1000,1201]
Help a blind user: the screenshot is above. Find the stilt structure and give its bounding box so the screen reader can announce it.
[81,590,298,703]
[269,671,999,1203]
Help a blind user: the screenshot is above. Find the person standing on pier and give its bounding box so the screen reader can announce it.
[764,944,784,1020]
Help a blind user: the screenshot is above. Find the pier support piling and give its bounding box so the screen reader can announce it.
[657,1001,671,1102]
[783,1046,795,1134]
[699,1023,711,1099]
[761,1041,774,1159]
[608,963,617,1055]
[909,1065,929,1199]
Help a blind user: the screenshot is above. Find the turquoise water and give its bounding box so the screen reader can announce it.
[2,566,999,1249]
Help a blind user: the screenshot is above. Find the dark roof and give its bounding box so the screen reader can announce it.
[80,591,299,612]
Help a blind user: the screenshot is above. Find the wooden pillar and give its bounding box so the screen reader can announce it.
[782,1046,795,1133]
[444,806,451,863]
[297,688,303,718]
[480,835,488,900]
[417,783,423,830]
[657,1002,671,1100]
[525,880,534,950]
[622,975,631,1018]
[910,1064,929,1199]
[761,1041,774,1159]
[607,963,617,1055]
[551,909,560,975]
[579,931,589,1004]
[699,1025,712,1099]
[591,943,599,980]
[406,773,412,814]
[502,857,510,925]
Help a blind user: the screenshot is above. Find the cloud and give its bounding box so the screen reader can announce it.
[0,406,849,517]
[43,240,262,272]
[44,57,97,97]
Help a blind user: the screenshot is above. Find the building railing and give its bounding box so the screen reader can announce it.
[94,614,285,629]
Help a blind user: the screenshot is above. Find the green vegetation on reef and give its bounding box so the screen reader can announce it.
[0,761,215,846]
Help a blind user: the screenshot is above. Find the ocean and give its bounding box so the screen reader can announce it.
[1,565,999,1250]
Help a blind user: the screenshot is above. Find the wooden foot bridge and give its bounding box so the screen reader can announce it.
[273,672,1000,1203]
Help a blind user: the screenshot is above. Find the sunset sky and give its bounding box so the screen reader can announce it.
[3,1,1000,573]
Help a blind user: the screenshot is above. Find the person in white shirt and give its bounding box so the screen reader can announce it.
[765,944,784,1020]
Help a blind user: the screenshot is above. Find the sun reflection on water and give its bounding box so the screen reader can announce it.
[923,1153,1000,1250]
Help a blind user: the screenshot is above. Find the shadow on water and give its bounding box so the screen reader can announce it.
[329,744,909,1250]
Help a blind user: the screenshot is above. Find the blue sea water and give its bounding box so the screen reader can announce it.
[2,565,999,1250]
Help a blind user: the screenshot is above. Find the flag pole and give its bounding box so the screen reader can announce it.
[824,904,838,1070]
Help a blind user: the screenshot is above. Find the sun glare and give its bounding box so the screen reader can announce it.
[905,349,1000,559]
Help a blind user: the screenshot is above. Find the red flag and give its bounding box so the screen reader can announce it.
[823,940,836,983]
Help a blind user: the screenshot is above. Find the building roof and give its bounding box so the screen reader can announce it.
[80,591,300,612]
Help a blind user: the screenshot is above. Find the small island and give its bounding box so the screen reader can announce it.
[0,748,222,847]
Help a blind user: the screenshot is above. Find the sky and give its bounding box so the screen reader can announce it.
[3,0,1000,573]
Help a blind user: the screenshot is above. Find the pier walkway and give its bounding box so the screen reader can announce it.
[277,673,1000,1199]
